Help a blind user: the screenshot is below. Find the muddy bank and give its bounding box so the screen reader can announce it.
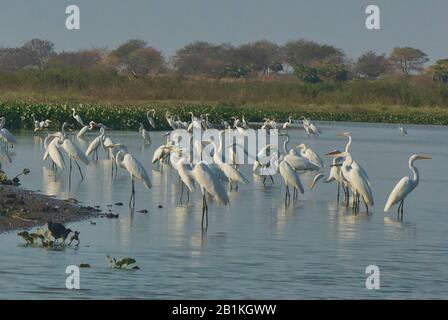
[0,185,99,233]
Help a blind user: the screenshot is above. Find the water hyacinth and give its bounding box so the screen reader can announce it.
[1,100,448,130]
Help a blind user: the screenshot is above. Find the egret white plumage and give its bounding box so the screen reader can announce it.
[297,143,324,168]
[190,161,230,229]
[115,150,152,207]
[384,154,431,221]
[139,123,151,145]
[326,150,374,213]
[279,160,304,205]
[0,117,18,150]
[77,121,97,139]
[71,107,84,126]
[147,109,156,129]
[86,125,107,160]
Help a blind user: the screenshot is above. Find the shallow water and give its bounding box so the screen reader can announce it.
[1,122,447,299]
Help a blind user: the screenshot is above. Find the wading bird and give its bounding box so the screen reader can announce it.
[86,125,107,160]
[282,116,293,130]
[46,221,73,245]
[190,161,230,229]
[399,125,408,136]
[77,121,97,139]
[115,150,152,207]
[71,107,84,127]
[384,154,431,221]
[326,150,374,213]
[279,160,304,205]
[297,143,324,168]
[139,123,151,145]
[54,134,90,182]
[147,109,156,129]
[0,117,18,150]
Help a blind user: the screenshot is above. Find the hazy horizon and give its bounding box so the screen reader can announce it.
[0,0,447,62]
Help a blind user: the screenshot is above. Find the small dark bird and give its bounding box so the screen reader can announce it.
[68,231,80,246]
[47,221,72,245]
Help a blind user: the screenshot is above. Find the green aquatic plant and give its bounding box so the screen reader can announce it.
[107,255,140,270]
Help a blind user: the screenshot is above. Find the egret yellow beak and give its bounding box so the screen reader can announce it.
[336,131,350,137]
[325,149,342,157]
[417,155,431,160]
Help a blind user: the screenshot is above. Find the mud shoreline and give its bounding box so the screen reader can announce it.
[0,185,99,233]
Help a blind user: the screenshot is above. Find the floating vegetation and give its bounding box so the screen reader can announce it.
[107,255,140,270]
[1,100,448,130]
[0,168,30,186]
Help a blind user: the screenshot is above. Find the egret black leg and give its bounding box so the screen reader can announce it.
[269,175,274,185]
[337,183,340,202]
[74,159,84,181]
[262,176,266,186]
[69,157,72,186]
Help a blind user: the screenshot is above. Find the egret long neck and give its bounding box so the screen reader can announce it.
[283,135,289,154]
[409,158,419,182]
[344,135,352,153]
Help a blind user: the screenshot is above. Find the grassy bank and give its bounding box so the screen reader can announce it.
[1,99,448,130]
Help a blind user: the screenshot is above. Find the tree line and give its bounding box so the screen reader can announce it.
[1,38,447,83]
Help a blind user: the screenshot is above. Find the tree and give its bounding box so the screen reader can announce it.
[48,49,103,69]
[294,65,321,83]
[111,39,147,65]
[172,41,231,77]
[354,50,388,79]
[233,40,280,75]
[23,39,55,69]
[0,47,38,70]
[389,47,429,74]
[128,47,165,75]
[432,59,448,83]
[316,62,349,82]
[281,39,344,67]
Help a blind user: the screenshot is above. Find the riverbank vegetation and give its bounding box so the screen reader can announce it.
[1,38,448,127]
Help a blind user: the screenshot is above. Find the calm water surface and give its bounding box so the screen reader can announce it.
[0,122,447,299]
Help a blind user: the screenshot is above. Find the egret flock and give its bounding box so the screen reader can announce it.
[0,109,427,229]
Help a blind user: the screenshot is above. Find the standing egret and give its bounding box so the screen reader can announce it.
[139,123,151,145]
[53,135,89,182]
[77,121,97,139]
[0,117,18,150]
[326,150,374,213]
[279,160,304,205]
[147,109,156,129]
[399,126,408,136]
[384,154,431,221]
[309,156,346,201]
[282,116,293,129]
[171,155,195,204]
[212,131,249,191]
[71,107,84,126]
[115,150,152,207]
[190,161,230,229]
[43,134,66,172]
[297,143,324,168]
[86,125,107,160]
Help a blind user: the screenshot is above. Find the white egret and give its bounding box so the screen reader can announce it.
[297,143,324,168]
[399,126,408,136]
[384,154,431,221]
[115,150,152,207]
[139,123,151,145]
[0,117,18,150]
[279,160,304,205]
[71,107,84,126]
[43,134,66,172]
[77,121,97,139]
[171,155,195,204]
[190,161,230,229]
[309,156,346,201]
[86,125,107,160]
[282,116,293,129]
[327,150,374,213]
[147,109,156,129]
[52,134,89,181]
[212,131,249,191]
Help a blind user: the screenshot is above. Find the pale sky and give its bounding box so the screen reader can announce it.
[0,0,447,62]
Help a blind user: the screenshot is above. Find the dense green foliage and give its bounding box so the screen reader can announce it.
[1,100,448,131]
